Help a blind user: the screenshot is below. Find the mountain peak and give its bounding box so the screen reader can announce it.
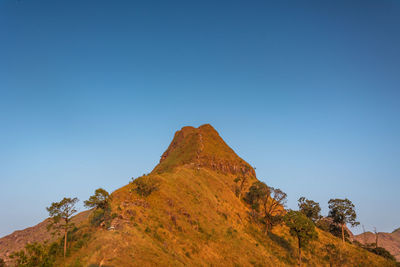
[152,124,255,176]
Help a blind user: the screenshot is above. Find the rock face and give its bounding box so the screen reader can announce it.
[354,228,400,261]
[153,124,255,177]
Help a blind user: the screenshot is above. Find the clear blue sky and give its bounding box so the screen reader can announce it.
[1,0,399,237]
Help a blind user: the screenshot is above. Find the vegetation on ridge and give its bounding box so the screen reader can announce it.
[46,197,78,259]
[4,125,399,267]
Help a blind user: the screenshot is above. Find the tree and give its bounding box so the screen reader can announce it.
[46,197,78,259]
[0,258,5,267]
[84,188,111,210]
[298,197,321,222]
[284,210,318,267]
[84,188,112,227]
[244,181,287,232]
[328,198,359,242]
[373,227,379,248]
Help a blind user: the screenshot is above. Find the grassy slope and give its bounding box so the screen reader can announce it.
[63,166,395,267]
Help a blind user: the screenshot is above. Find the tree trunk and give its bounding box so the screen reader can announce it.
[64,228,67,259]
[298,237,302,267]
[341,224,345,243]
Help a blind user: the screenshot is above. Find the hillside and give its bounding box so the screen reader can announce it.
[354,229,400,261]
[1,124,397,266]
[0,211,90,265]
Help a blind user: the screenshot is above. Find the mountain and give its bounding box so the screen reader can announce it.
[0,124,397,266]
[354,228,400,261]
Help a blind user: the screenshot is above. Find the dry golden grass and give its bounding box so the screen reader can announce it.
[62,167,395,267]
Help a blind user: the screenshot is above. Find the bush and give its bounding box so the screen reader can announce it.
[131,176,161,197]
[370,247,396,261]
[10,242,56,267]
[0,258,5,267]
[361,244,396,262]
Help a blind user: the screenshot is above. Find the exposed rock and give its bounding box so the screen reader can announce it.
[153,124,255,177]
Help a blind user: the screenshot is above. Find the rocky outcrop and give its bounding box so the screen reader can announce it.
[153,124,255,177]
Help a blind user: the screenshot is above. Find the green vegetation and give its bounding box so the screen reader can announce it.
[84,188,111,227]
[84,188,111,210]
[46,197,79,259]
[328,198,360,242]
[244,181,287,233]
[4,125,396,267]
[369,246,396,261]
[356,242,397,262]
[298,197,321,222]
[0,258,5,267]
[284,210,318,267]
[131,175,160,197]
[9,242,57,267]
[9,227,93,267]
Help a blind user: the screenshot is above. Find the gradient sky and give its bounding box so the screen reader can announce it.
[1,0,399,237]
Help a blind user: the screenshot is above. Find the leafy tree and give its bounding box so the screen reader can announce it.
[84,188,112,227]
[245,181,287,232]
[84,188,111,210]
[46,197,79,259]
[244,181,268,210]
[284,210,318,267]
[0,258,5,267]
[328,198,359,242]
[298,197,321,222]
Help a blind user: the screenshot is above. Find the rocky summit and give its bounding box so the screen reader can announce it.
[0,125,397,266]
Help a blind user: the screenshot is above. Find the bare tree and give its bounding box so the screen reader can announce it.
[374,227,379,248]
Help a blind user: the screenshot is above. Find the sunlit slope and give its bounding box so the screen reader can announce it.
[62,124,395,266]
[65,166,393,266]
[3,124,395,266]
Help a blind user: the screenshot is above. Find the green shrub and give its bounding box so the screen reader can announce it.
[131,176,161,197]
[361,244,396,262]
[10,242,56,267]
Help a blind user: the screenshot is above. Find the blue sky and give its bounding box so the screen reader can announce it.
[1,0,399,237]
